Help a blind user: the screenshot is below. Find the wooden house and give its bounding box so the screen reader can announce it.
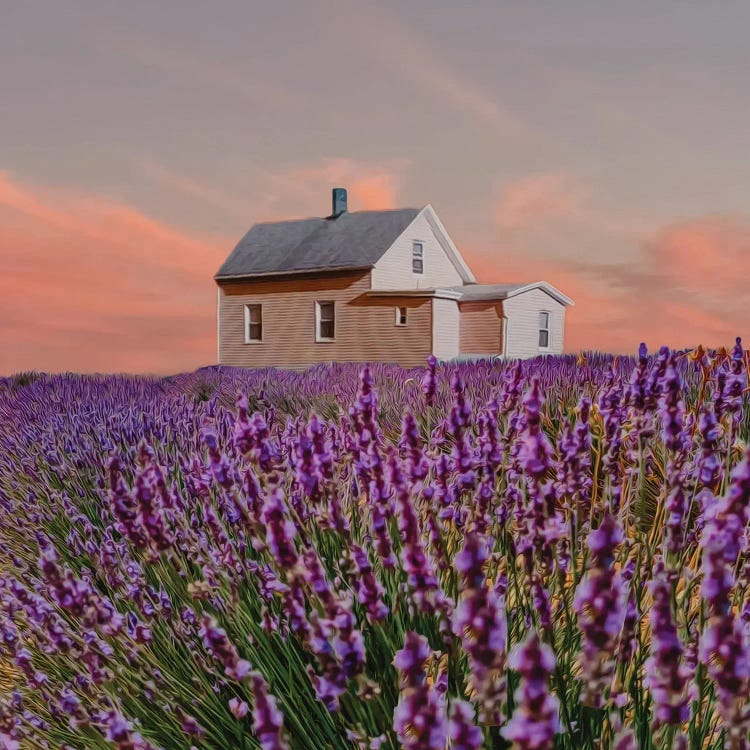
[215,188,573,369]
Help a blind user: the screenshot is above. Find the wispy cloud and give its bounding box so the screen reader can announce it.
[136,156,409,222]
[323,0,522,134]
[136,159,257,220]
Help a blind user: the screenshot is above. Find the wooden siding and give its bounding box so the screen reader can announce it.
[432,298,460,360]
[503,288,566,358]
[218,271,433,369]
[459,301,503,356]
[371,210,465,290]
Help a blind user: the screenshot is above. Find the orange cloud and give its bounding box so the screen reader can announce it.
[1,161,406,375]
[138,157,408,225]
[258,158,407,218]
[0,171,227,375]
[466,210,750,355]
[649,216,750,294]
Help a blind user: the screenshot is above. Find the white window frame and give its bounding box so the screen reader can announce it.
[315,300,336,342]
[244,303,262,344]
[412,242,424,274]
[538,310,551,350]
[395,306,407,326]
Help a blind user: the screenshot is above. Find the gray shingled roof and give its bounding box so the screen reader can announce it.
[215,208,422,279]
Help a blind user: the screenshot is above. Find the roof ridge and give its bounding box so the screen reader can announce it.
[252,206,421,226]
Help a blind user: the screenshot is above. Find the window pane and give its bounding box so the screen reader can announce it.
[317,301,335,339]
[246,305,262,341]
[539,311,549,328]
[412,258,423,274]
[539,329,549,348]
[397,306,407,325]
[320,320,335,339]
[319,302,334,321]
[412,242,423,257]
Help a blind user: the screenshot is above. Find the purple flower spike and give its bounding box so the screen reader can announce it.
[421,355,438,407]
[199,616,251,681]
[393,632,448,750]
[448,700,482,750]
[453,532,507,725]
[644,560,690,730]
[501,632,560,750]
[573,514,626,707]
[250,672,289,750]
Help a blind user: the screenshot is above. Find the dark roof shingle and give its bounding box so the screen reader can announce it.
[215,208,421,279]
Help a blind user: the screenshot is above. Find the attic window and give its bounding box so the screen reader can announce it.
[538,311,550,349]
[244,304,262,343]
[316,301,335,341]
[412,242,424,274]
[396,306,407,326]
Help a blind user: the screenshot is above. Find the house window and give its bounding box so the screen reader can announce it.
[538,311,551,349]
[412,242,424,274]
[316,301,335,341]
[244,304,262,343]
[395,306,407,326]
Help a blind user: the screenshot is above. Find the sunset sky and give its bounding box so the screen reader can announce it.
[3,1,750,374]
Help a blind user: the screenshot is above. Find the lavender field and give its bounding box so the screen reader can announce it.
[1,345,750,750]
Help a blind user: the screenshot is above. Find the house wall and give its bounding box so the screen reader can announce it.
[502,288,566,359]
[432,298,460,360]
[217,271,433,369]
[371,210,465,291]
[459,301,503,356]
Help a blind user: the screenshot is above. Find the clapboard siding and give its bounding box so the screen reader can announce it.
[503,288,566,358]
[459,301,503,355]
[218,271,432,369]
[371,210,464,290]
[432,298,460,360]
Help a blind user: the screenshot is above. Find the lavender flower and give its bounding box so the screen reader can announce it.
[453,532,506,725]
[699,446,750,738]
[421,355,438,407]
[501,632,560,750]
[250,672,289,750]
[392,632,448,750]
[448,700,483,750]
[573,514,626,707]
[643,560,690,730]
[199,616,251,681]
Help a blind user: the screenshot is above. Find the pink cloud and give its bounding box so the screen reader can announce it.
[467,210,750,355]
[258,158,407,218]
[138,157,406,225]
[0,171,228,375]
[648,216,750,294]
[494,173,586,231]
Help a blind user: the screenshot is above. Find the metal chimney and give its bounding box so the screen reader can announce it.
[331,187,347,218]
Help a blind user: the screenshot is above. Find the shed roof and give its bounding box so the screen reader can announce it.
[446,281,575,306]
[215,208,421,279]
[367,281,574,306]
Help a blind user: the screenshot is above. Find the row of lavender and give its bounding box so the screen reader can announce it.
[1,344,749,750]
